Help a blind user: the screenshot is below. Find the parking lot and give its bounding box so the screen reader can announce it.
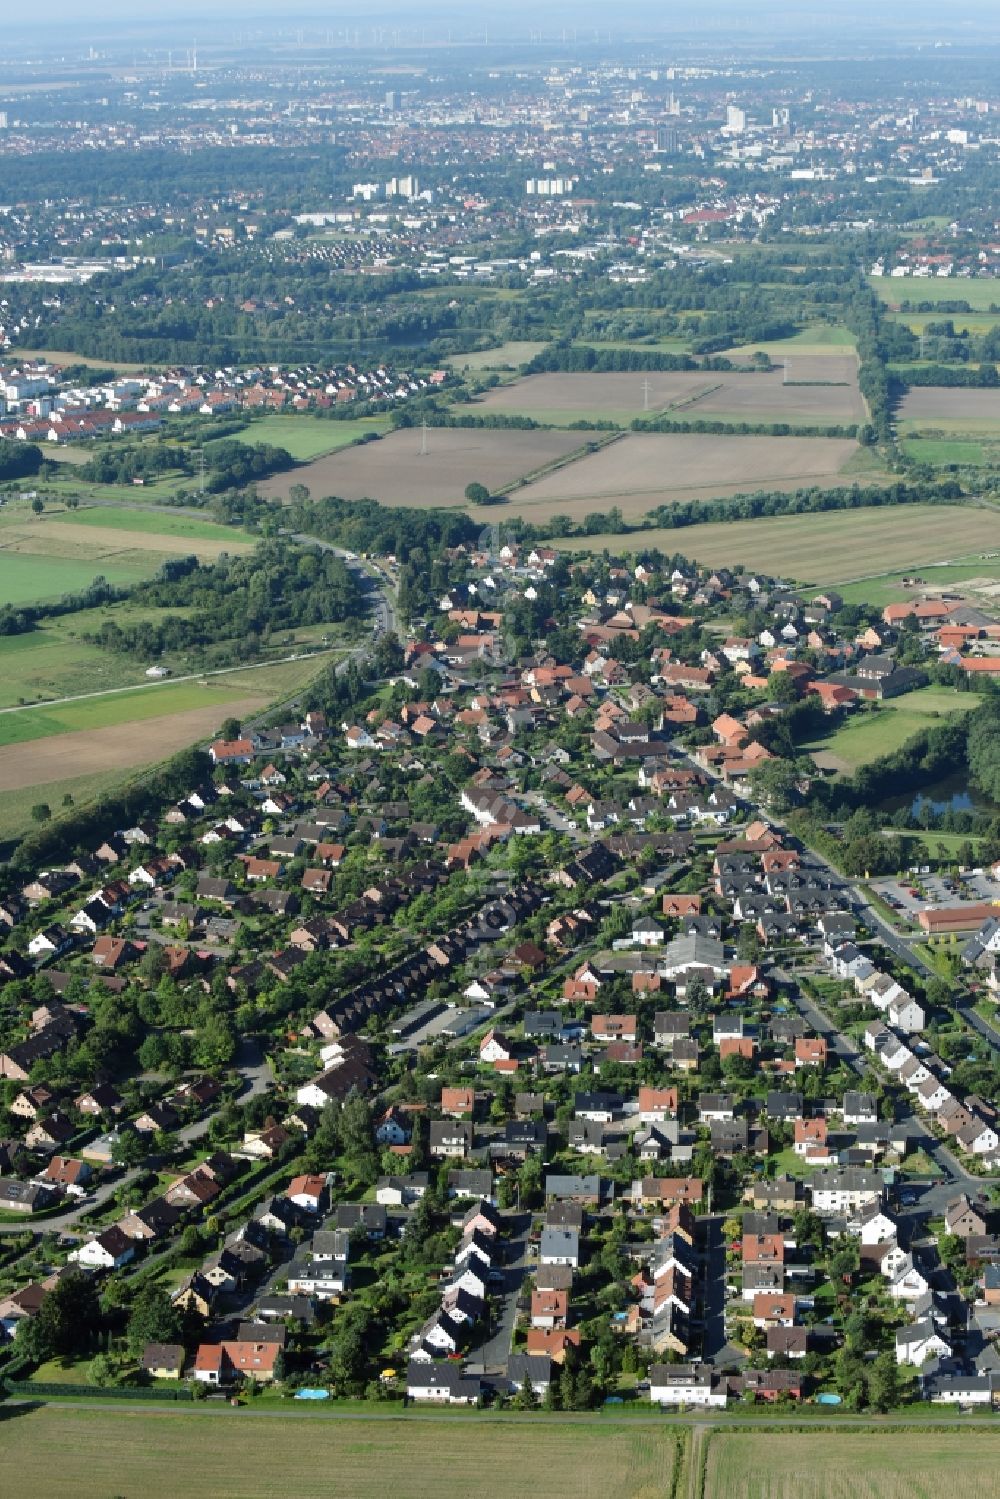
[870,868,1000,918]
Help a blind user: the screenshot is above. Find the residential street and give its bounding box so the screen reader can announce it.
[466,1210,531,1374]
[0,1039,272,1238]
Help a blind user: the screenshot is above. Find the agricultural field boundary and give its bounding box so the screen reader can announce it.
[496,429,626,496]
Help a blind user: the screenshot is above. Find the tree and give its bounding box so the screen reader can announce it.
[30,803,51,823]
[736,925,762,963]
[111,1128,147,1168]
[686,975,710,1016]
[304,1101,341,1172]
[194,1010,236,1068]
[339,1092,378,1185]
[126,1283,182,1358]
[867,1350,899,1412]
[766,671,799,704]
[827,1234,860,1285]
[748,757,800,812]
[179,1224,202,1257]
[31,496,44,516]
[372,631,404,677]
[88,1352,117,1387]
[512,1376,538,1410]
[464,481,491,506]
[925,978,952,1012]
[34,1270,102,1357]
[218,716,243,742]
[834,1345,867,1408]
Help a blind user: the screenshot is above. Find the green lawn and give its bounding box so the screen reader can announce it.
[0,678,260,748]
[806,687,980,773]
[239,415,391,459]
[28,1355,95,1386]
[0,552,155,605]
[884,829,985,861]
[872,275,1000,310]
[768,1146,819,1179]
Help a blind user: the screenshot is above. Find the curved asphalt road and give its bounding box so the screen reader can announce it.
[0,1040,272,1238]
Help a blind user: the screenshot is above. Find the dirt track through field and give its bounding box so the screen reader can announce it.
[0,697,266,790]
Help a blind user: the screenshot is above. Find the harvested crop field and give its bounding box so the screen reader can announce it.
[259,426,589,506]
[501,432,860,522]
[474,366,864,425]
[0,1406,677,1499]
[0,695,266,790]
[551,504,990,583]
[896,387,1000,429]
[703,1429,1000,1499]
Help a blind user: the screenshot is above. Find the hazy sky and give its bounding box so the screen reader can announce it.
[0,0,991,23]
[8,0,1000,42]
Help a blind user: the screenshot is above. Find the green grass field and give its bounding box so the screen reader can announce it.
[887,311,1000,334]
[0,630,143,708]
[237,415,391,460]
[0,678,262,749]
[834,556,1000,609]
[901,438,988,465]
[704,1430,1000,1499]
[0,501,254,607]
[0,552,155,604]
[0,767,146,844]
[872,275,1000,310]
[38,472,190,503]
[724,325,857,356]
[0,1407,677,1499]
[66,506,249,542]
[0,604,200,709]
[805,687,980,773]
[449,341,549,370]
